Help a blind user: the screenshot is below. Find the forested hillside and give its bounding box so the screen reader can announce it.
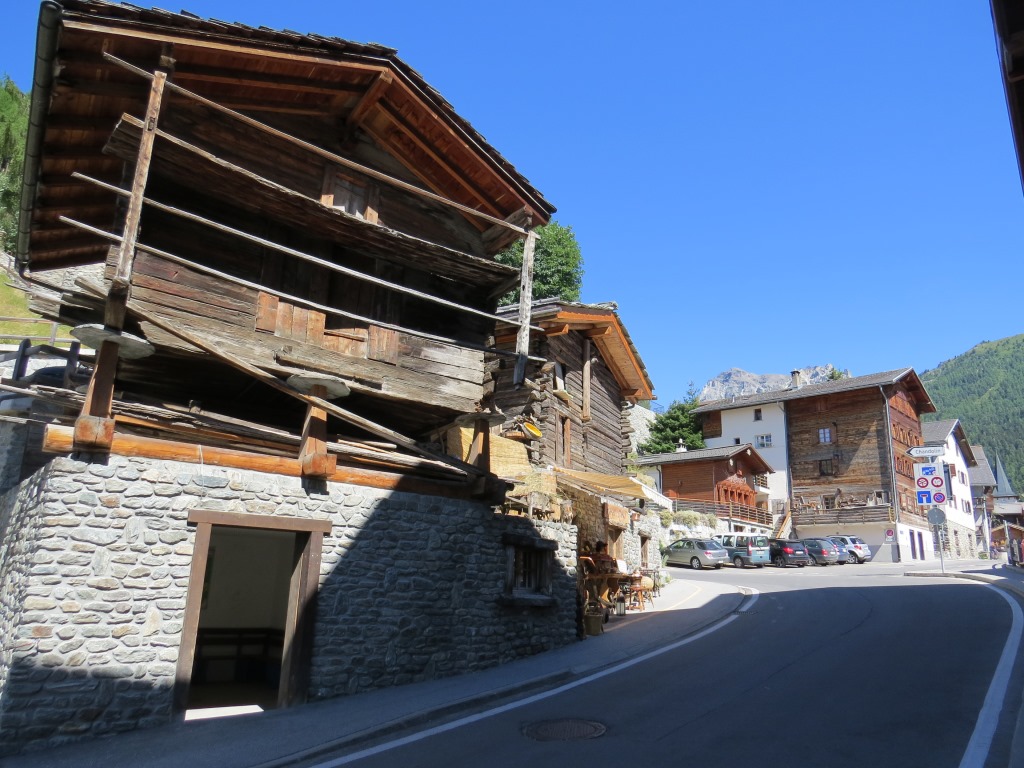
[0,76,29,254]
[921,334,1024,495]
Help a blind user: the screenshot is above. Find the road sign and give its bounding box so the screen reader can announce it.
[928,507,946,525]
[885,528,896,542]
[933,492,946,504]
[908,445,944,458]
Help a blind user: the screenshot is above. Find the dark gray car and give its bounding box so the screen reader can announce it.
[769,538,810,567]
[802,538,840,565]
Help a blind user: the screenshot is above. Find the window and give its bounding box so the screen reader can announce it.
[755,434,772,449]
[819,459,834,475]
[818,427,832,444]
[734,437,741,445]
[753,408,762,421]
[501,533,556,606]
[822,495,836,510]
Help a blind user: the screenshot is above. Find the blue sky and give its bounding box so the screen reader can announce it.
[5,2,1022,405]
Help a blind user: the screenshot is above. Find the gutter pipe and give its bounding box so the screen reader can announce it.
[16,1,63,277]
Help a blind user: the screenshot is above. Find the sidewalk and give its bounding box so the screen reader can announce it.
[902,557,1024,599]
[6,576,743,768]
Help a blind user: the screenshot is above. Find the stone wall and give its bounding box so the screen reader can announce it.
[0,420,28,494]
[0,454,578,755]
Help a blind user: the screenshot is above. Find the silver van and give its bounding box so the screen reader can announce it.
[714,533,771,568]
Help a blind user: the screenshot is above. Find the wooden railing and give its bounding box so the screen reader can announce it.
[790,504,934,528]
[0,337,82,386]
[671,498,774,527]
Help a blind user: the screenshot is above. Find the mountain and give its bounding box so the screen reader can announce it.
[699,365,840,401]
[920,334,1024,497]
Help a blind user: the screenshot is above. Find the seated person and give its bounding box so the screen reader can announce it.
[592,541,616,573]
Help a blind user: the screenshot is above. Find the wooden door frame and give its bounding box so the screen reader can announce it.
[174,509,332,712]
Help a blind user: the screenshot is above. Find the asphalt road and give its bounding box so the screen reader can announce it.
[306,564,1024,768]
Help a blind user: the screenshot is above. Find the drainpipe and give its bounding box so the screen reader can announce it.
[15,1,63,276]
[879,384,900,561]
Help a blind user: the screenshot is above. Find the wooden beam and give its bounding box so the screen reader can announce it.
[348,70,393,125]
[513,231,537,387]
[188,508,332,532]
[121,297,487,477]
[542,323,570,337]
[73,339,119,450]
[173,519,210,711]
[373,102,501,221]
[173,65,363,97]
[104,70,165,331]
[583,326,613,338]
[582,338,592,422]
[43,424,491,499]
[102,53,528,236]
[74,172,537,330]
[299,384,336,478]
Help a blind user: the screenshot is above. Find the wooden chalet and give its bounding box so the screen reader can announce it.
[15,0,555,496]
[484,300,665,571]
[0,2,593,755]
[636,445,775,531]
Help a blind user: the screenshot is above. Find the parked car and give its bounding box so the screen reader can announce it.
[663,538,728,570]
[830,538,851,564]
[802,537,840,565]
[768,538,810,567]
[714,533,771,568]
[829,534,873,563]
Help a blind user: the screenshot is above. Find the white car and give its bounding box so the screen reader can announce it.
[829,534,872,563]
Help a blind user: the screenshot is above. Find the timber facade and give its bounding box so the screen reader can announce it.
[693,368,937,560]
[0,1,582,755]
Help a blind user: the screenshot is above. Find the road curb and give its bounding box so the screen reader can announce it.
[904,570,1024,599]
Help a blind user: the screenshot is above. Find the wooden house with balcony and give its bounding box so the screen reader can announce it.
[0,1,586,755]
[474,299,666,571]
[635,445,775,532]
[693,368,937,561]
[15,0,555,493]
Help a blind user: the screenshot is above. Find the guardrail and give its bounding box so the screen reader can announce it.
[0,317,75,346]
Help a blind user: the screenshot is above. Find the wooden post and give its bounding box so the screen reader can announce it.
[73,339,119,449]
[174,520,212,713]
[582,338,592,422]
[298,384,336,478]
[466,417,491,475]
[107,70,166,328]
[513,229,537,387]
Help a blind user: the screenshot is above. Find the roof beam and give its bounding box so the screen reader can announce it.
[348,70,394,125]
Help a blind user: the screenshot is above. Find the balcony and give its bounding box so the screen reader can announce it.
[672,498,773,528]
[791,505,929,530]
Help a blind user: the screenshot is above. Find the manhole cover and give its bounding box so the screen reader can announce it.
[522,719,607,741]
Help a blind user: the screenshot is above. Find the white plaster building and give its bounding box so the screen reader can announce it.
[921,419,979,559]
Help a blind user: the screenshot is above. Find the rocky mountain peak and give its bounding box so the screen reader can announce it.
[699,365,841,402]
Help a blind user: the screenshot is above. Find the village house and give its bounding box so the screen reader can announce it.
[482,299,667,574]
[920,419,979,559]
[691,368,938,562]
[0,0,591,754]
[635,444,775,537]
[969,444,997,555]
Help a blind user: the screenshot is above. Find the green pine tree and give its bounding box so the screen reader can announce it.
[640,386,706,454]
[495,221,584,305]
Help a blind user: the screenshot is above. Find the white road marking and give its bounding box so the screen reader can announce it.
[307,599,751,767]
[959,584,1023,768]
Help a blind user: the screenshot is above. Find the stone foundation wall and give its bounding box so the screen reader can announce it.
[0,420,28,494]
[0,455,578,755]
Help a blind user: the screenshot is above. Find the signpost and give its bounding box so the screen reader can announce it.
[928,506,947,574]
[907,445,944,458]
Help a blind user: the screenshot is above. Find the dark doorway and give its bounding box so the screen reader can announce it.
[186,526,296,711]
[175,510,331,715]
